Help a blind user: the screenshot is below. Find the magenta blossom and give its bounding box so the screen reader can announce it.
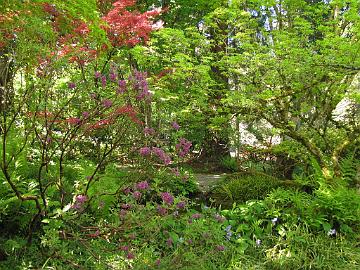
[120,245,129,251]
[121,204,131,210]
[171,121,180,130]
[214,213,226,223]
[101,75,107,87]
[191,213,202,220]
[132,191,142,200]
[110,72,117,82]
[161,192,174,205]
[152,147,171,165]
[176,201,186,209]
[139,147,151,156]
[76,195,88,203]
[136,181,149,190]
[117,80,127,94]
[166,238,173,247]
[143,127,155,136]
[126,252,135,259]
[68,82,76,89]
[176,138,192,157]
[102,99,113,108]
[94,71,101,78]
[82,111,90,118]
[216,245,225,251]
[157,205,168,216]
[119,209,127,218]
[72,195,88,210]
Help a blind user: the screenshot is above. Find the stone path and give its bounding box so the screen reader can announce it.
[194,173,227,192]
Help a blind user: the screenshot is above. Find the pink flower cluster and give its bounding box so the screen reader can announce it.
[143,127,155,136]
[152,147,171,165]
[176,138,192,157]
[132,191,142,200]
[176,201,186,209]
[139,146,171,165]
[102,99,113,108]
[171,121,180,130]
[135,181,149,190]
[117,80,127,94]
[132,70,152,101]
[161,192,174,205]
[157,205,168,216]
[139,147,151,156]
[72,195,88,210]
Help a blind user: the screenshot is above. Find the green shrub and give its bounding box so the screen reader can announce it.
[209,172,298,207]
[219,156,239,172]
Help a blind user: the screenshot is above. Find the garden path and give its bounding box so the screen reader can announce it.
[194,173,227,192]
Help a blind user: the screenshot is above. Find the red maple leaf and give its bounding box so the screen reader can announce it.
[102,0,162,47]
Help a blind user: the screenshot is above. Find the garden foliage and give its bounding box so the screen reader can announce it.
[0,0,359,269]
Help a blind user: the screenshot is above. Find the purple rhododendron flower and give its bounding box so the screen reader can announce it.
[176,201,186,209]
[109,72,117,82]
[191,213,202,220]
[123,188,131,195]
[171,121,180,130]
[214,214,226,223]
[161,192,174,205]
[121,204,131,210]
[90,92,97,99]
[166,238,173,247]
[101,75,107,87]
[216,245,225,251]
[176,138,192,157]
[157,205,168,216]
[139,147,151,156]
[45,136,52,144]
[76,195,88,203]
[117,80,127,94]
[102,99,113,108]
[143,127,155,136]
[82,111,90,118]
[136,181,149,190]
[94,71,101,78]
[131,70,152,101]
[132,191,142,200]
[68,82,76,89]
[119,209,127,218]
[72,195,88,210]
[126,252,135,259]
[152,147,171,165]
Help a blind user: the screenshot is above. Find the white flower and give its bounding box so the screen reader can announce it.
[271,217,278,225]
[327,229,336,236]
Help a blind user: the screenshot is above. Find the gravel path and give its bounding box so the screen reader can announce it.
[194,173,227,192]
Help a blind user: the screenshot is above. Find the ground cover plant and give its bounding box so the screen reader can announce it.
[0,0,359,269]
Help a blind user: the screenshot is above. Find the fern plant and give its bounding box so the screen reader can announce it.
[339,149,359,186]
